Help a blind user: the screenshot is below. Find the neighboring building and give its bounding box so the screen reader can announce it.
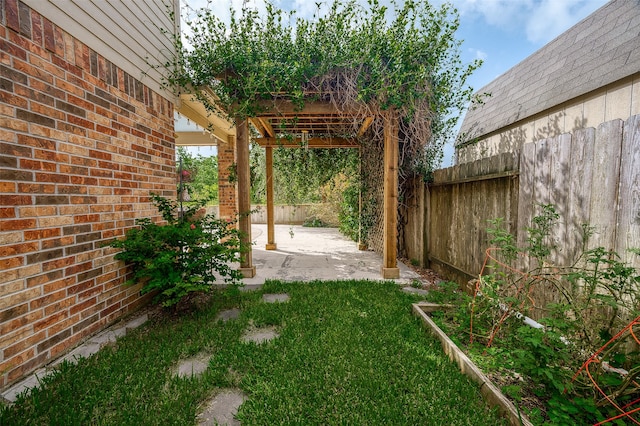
[456,0,640,163]
[0,0,223,391]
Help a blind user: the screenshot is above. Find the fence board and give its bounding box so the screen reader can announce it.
[517,142,536,249]
[589,120,624,251]
[617,115,640,266]
[470,181,481,272]
[549,134,572,265]
[566,127,595,263]
[534,138,551,207]
[413,115,640,288]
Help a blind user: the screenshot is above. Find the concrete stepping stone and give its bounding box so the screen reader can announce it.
[402,286,429,296]
[216,308,241,322]
[197,388,247,426]
[262,293,290,303]
[175,354,211,378]
[241,326,279,344]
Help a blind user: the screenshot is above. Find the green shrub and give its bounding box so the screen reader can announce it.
[109,194,244,307]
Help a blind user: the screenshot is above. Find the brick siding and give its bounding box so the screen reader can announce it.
[0,0,176,390]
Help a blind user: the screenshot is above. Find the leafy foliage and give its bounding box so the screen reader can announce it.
[109,194,243,307]
[177,147,219,204]
[428,205,640,424]
[250,145,359,205]
[338,177,361,240]
[165,0,483,239]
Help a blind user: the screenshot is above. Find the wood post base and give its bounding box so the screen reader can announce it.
[265,243,277,250]
[381,267,400,279]
[238,266,256,278]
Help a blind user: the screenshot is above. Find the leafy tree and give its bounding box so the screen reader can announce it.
[176,147,219,203]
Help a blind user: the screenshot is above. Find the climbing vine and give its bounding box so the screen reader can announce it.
[166,0,482,245]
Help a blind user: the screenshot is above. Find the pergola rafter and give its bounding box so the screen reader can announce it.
[233,96,400,279]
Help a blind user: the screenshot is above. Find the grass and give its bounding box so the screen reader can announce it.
[1,280,507,425]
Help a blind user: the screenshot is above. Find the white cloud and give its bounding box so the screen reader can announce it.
[452,0,607,44]
[454,0,534,31]
[524,0,607,44]
[468,48,488,61]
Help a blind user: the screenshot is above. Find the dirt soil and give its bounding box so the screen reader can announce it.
[398,257,445,288]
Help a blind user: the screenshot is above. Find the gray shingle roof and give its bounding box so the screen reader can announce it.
[458,0,640,143]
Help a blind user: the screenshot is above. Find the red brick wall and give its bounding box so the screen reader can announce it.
[0,1,176,390]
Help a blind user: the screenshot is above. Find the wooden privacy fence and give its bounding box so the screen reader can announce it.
[404,114,640,286]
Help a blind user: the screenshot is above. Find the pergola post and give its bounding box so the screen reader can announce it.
[265,145,277,250]
[357,145,367,250]
[236,118,256,277]
[381,111,400,279]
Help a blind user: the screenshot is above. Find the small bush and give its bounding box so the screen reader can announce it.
[109,194,244,307]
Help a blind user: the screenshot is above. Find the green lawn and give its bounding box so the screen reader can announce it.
[1,280,506,425]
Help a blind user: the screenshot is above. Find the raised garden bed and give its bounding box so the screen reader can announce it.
[413,302,533,426]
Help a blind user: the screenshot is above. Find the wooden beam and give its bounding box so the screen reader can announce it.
[175,131,219,146]
[382,111,400,279]
[253,99,362,116]
[258,118,276,138]
[236,118,256,278]
[265,146,277,250]
[357,116,374,137]
[249,117,277,139]
[178,93,235,141]
[255,137,359,148]
[249,117,268,138]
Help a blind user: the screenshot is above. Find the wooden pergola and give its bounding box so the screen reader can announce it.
[234,98,401,279]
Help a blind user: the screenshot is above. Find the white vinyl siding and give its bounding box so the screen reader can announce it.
[22,0,179,99]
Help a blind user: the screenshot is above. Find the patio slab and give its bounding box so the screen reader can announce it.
[243,225,421,287]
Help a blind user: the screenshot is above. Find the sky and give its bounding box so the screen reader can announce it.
[179,0,610,165]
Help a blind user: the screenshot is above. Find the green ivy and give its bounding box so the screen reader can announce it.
[166,0,483,180]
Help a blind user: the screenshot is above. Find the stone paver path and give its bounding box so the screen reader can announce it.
[241,326,279,344]
[1,312,149,402]
[402,286,429,296]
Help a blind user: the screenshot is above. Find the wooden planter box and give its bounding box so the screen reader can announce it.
[413,302,533,426]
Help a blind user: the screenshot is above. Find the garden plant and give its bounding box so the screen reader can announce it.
[108,194,244,307]
[164,0,485,245]
[427,204,640,425]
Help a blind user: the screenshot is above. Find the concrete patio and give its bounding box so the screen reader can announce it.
[242,224,421,289]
